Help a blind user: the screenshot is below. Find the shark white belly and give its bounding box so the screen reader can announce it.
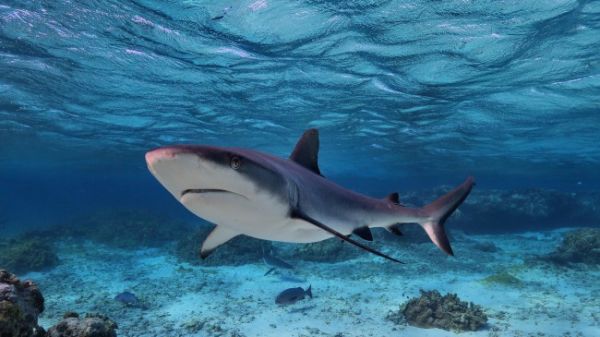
[181,189,332,243]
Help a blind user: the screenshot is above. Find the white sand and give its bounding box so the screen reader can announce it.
[24,229,600,337]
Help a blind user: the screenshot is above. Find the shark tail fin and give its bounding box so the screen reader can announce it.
[306,285,312,299]
[419,176,475,256]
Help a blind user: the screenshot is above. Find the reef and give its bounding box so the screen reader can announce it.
[401,188,600,233]
[546,228,600,265]
[53,209,192,249]
[175,226,270,266]
[0,269,45,337]
[46,312,117,337]
[0,238,59,274]
[387,290,487,332]
[293,238,361,263]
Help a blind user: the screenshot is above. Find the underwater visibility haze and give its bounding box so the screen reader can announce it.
[0,1,599,337]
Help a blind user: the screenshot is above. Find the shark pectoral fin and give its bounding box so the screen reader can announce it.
[200,225,239,259]
[352,226,373,241]
[264,268,276,276]
[290,208,403,264]
[290,128,323,176]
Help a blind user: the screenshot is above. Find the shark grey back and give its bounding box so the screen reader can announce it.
[145,128,474,263]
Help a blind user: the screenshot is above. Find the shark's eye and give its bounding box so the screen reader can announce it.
[230,156,241,170]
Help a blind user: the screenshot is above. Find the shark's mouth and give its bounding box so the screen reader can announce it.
[180,188,248,200]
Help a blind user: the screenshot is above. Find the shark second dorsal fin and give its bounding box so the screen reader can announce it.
[290,128,322,176]
[385,192,400,204]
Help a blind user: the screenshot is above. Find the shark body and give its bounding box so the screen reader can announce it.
[146,129,474,263]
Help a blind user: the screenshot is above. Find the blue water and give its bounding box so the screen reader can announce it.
[0,1,599,336]
[1,0,599,232]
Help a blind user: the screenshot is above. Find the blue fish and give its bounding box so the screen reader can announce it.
[276,285,312,305]
[114,291,142,307]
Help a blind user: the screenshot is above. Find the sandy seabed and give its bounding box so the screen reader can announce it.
[25,229,599,337]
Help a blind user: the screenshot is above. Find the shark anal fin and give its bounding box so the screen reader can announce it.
[352,226,373,241]
[290,209,403,264]
[387,224,403,236]
[290,129,322,176]
[200,225,239,259]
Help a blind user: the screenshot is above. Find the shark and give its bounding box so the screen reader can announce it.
[145,129,474,263]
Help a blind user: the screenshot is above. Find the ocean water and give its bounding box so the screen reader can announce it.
[0,1,599,337]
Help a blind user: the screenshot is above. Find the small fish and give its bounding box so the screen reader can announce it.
[114,291,142,307]
[263,247,294,276]
[275,285,312,305]
[212,6,232,20]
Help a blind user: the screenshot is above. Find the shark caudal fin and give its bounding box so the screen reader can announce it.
[419,177,475,256]
[305,285,313,299]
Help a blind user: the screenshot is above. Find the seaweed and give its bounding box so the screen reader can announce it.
[387,289,487,332]
[481,271,523,288]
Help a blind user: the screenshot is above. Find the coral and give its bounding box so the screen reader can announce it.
[54,209,192,249]
[46,312,117,337]
[387,290,487,332]
[0,238,59,274]
[294,238,361,263]
[174,226,270,266]
[481,271,523,287]
[0,269,45,337]
[546,228,600,265]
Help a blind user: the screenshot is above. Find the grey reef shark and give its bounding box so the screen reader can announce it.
[145,129,474,263]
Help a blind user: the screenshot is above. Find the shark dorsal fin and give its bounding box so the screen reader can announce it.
[385,192,400,204]
[290,128,322,176]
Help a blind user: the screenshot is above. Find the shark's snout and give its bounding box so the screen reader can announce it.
[145,147,181,167]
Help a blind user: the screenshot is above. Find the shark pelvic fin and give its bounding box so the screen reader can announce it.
[387,223,403,236]
[290,208,403,264]
[352,226,373,241]
[290,128,322,176]
[200,225,239,259]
